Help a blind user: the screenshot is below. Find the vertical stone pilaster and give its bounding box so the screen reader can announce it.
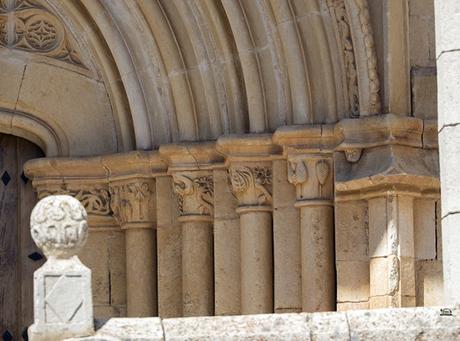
[109,179,157,317]
[229,163,273,314]
[287,156,335,312]
[272,159,301,313]
[172,171,214,317]
[213,168,241,315]
[435,0,460,306]
[156,176,182,318]
[368,195,416,308]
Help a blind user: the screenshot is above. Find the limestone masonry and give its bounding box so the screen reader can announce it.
[0,0,458,339]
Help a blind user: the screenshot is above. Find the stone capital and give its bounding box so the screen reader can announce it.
[287,155,333,204]
[109,179,156,229]
[172,171,214,221]
[229,163,273,210]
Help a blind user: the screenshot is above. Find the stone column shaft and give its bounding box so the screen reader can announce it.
[298,203,335,311]
[124,227,156,316]
[110,179,157,317]
[288,157,335,312]
[239,208,273,314]
[230,164,273,314]
[173,172,214,316]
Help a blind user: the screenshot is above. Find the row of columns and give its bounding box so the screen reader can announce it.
[104,148,336,317]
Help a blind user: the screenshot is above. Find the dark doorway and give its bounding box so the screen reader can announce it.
[0,134,44,340]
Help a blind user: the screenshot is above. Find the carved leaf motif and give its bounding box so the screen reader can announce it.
[229,166,253,194]
[315,160,330,186]
[287,160,308,186]
[229,166,272,206]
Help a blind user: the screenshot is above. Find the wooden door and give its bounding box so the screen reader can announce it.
[0,134,44,341]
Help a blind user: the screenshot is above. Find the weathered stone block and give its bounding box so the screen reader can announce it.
[439,126,460,216]
[414,199,436,260]
[435,0,460,55]
[411,68,437,119]
[337,260,370,302]
[162,314,310,341]
[440,213,460,304]
[437,51,460,127]
[304,311,348,341]
[416,260,444,307]
[335,201,369,261]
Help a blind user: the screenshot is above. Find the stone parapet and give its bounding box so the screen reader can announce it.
[66,307,460,341]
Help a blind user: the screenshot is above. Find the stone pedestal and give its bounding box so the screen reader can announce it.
[28,195,93,341]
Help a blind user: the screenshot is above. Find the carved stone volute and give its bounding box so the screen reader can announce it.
[30,195,88,259]
[229,165,272,207]
[109,179,155,228]
[172,172,214,219]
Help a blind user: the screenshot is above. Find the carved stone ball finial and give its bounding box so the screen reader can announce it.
[30,195,88,259]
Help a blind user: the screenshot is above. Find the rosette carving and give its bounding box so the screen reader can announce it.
[0,0,84,67]
[109,180,155,227]
[229,165,272,206]
[172,172,213,217]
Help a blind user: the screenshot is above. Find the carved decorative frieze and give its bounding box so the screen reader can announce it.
[229,165,272,207]
[38,187,111,216]
[355,0,381,113]
[327,0,381,116]
[172,172,213,217]
[109,180,155,227]
[328,0,359,116]
[0,0,84,67]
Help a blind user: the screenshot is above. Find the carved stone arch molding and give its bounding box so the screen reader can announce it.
[327,0,381,116]
[0,108,67,156]
[0,0,382,153]
[0,0,137,156]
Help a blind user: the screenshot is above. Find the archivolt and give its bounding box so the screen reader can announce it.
[45,0,381,151]
[0,109,67,157]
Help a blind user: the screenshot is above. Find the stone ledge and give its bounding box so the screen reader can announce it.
[65,307,460,341]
